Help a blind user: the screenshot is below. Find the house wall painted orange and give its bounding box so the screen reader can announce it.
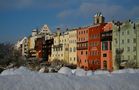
[101,22,113,71]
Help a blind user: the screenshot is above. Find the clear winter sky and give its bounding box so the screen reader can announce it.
[0,0,139,43]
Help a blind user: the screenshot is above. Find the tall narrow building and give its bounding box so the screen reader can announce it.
[77,27,89,70]
[51,28,69,63]
[68,29,77,65]
[101,22,113,71]
[88,13,106,70]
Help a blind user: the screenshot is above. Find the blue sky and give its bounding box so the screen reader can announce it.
[0,0,139,43]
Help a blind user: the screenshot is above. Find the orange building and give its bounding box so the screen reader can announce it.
[77,27,89,70]
[101,22,113,71]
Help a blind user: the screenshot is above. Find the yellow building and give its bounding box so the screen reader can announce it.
[51,28,69,63]
[68,29,77,65]
[28,29,39,57]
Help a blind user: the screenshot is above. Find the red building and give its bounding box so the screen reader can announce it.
[77,27,89,70]
[101,22,113,71]
[35,37,54,62]
[35,37,44,61]
[88,13,106,70]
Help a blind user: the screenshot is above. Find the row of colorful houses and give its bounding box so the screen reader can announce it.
[15,13,139,71]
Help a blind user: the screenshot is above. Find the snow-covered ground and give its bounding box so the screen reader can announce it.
[0,67,139,90]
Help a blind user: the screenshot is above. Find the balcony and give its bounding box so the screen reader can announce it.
[77,46,88,50]
[77,41,88,44]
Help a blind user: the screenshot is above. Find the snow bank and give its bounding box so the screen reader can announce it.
[94,70,110,75]
[112,68,139,74]
[1,66,33,75]
[58,67,72,75]
[58,67,94,76]
[0,67,139,90]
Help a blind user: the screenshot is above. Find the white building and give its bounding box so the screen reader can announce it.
[15,37,28,57]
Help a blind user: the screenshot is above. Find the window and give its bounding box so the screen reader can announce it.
[127,39,130,43]
[128,56,130,60]
[73,47,76,52]
[86,51,88,55]
[115,38,117,44]
[102,41,108,50]
[103,54,107,57]
[74,57,76,61]
[70,48,72,52]
[70,57,72,61]
[86,43,88,47]
[122,40,124,44]
[127,30,129,35]
[103,61,107,70]
[122,31,124,35]
[81,51,83,55]
[85,60,87,63]
[133,46,136,51]
[133,38,136,43]
[60,47,63,51]
[92,60,94,64]
[127,47,130,51]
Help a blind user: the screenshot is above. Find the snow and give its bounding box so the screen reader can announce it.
[1,66,33,75]
[94,70,110,75]
[0,67,139,90]
[112,68,139,74]
[58,67,72,75]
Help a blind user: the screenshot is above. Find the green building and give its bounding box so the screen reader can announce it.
[112,20,139,70]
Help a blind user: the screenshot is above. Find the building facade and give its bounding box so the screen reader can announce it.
[35,37,44,61]
[77,27,89,70]
[28,24,52,58]
[88,13,106,70]
[15,37,28,57]
[101,22,113,71]
[51,28,69,63]
[112,20,139,69]
[68,29,77,65]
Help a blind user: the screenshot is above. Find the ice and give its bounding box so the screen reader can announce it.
[0,67,139,90]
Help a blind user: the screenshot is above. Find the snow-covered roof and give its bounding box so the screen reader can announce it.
[39,24,52,35]
[15,37,27,48]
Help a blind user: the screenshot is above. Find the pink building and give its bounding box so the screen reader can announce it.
[77,27,89,70]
